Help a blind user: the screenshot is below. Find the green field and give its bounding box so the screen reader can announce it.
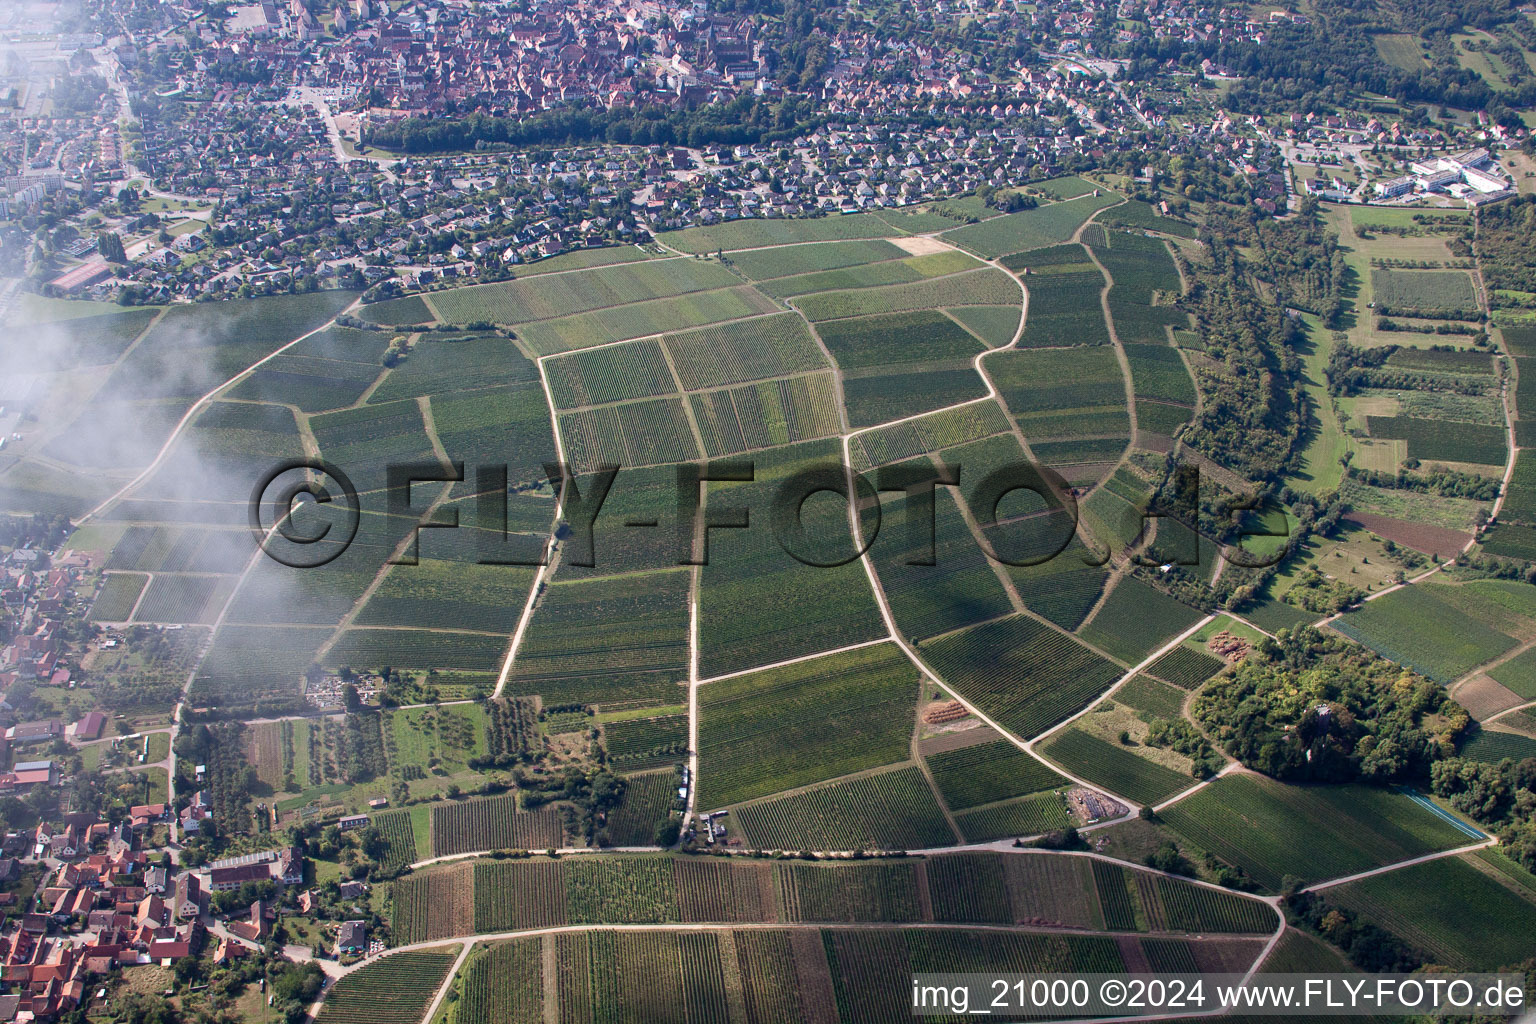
[1160,774,1474,891]
[314,948,458,1024]
[941,193,1120,258]
[658,213,902,253]
[1079,577,1204,664]
[428,258,738,325]
[1328,855,1536,969]
[662,312,829,390]
[733,766,956,850]
[726,238,909,280]
[1370,268,1479,316]
[1330,585,1517,683]
[1039,727,1193,805]
[921,614,1122,739]
[924,740,1068,811]
[508,569,691,708]
[697,643,919,808]
[794,268,1019,322]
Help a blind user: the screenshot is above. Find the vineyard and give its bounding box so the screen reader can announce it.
[1330,584,1517,683]
[389,851,1276,952]
[603,713,687,773]
[1365,414,1506,466]
[1078,577,1203,664]
[1147,645,1226,689]
[794,268,1020,321]
[696,443,886,679]
[658,212,900,253]
[367,335,537,404]
[427,258,738,325]
[760,249,981,298]
[924,739,1067,811]
[1038,727,1192,805]
[602,771,681,846]
[430,794,565,856]
[544,342,671,412]
[952,792,1072,841]
[941,192,1119,258]
[516,286,782,356]
[88,572,147,621]
[454,938,543,1024]
[727,238,909,280]
[698,643,919,809]
[1327,855,1536,970]
[508,569,691,708]
[875,488,1015,642]
[662,312,829,390]
[949,305,1021,347]
[1370,268,1479,315]
[1160,775,1472,891]
[920,614,1122,739]
[815,309,990,427]
[688,372,842,455]
[732,766,956,850]
[313,948,457,1024]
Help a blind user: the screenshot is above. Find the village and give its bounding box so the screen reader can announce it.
[0,0,1526,306]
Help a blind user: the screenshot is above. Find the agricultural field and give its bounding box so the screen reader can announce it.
[871,485,1015,642]
[725,238,909,280]
[226,327,389,412]
[793,267,1019,322]
[427,258,739,325]
[697,643,920,809]
[452,938,544,1024]
[662,312,829,390]
[952,792,1073,841]
[941,192,1120,258]
[1330,584,1518,683]
[1326,855,1536,970]
[603,714,688,773]
[850,400,1012,469]
[367,335,538,404]
[88,572,148,621]
[1039,726,1194,806]
[1364,414,1506,466]
[1160,774,1474,891]
[544,339,676,409]
[733,766,956,850]
[1488,646,1536,699]
[517,286,783,356]
[658,213,902,253]
[987,347,1129,442]
[688,372,842,455]
[759,249,982,298]
[357,559,534,633]
[1369,269,1479,316]
[923,739,1067,811]
[1078,577,1204,665]
[314,948,458,1024]
[920,614,1122,739]
[1147,645,1226,689]
[430,794,565,856]
[696,442,886,679]
[358,294,435,326]
[559,395,698,472]
[1006,248,1111,348]
[508,569,691,709]
[1095,200,1199,238]
[816,309,989,427]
